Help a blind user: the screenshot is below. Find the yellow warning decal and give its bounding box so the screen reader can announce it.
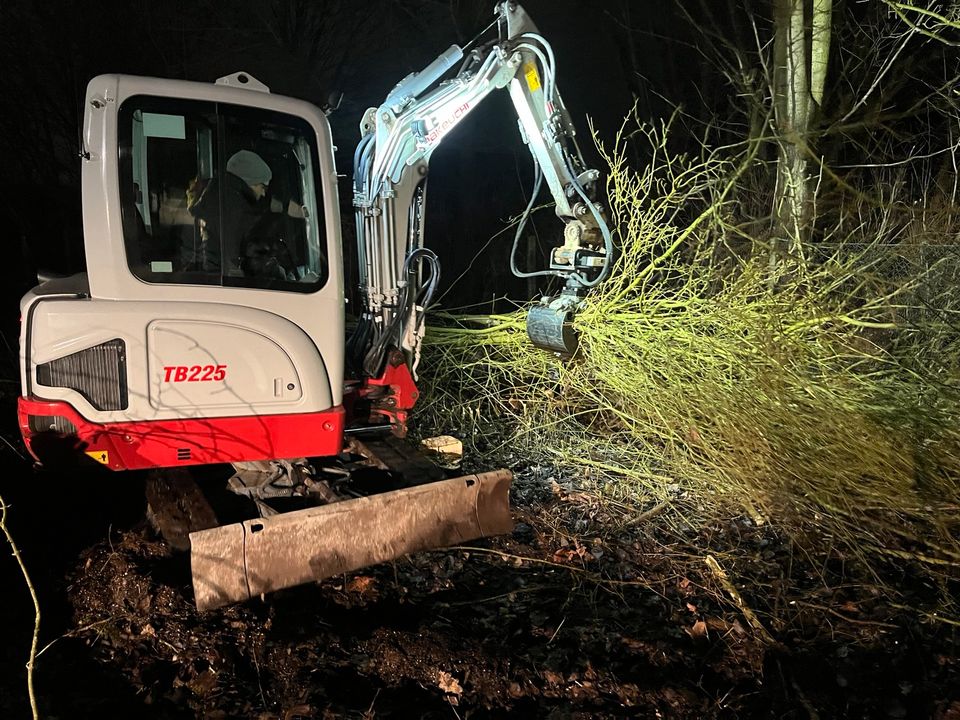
[524,62,542,93]
[85,450,109,465]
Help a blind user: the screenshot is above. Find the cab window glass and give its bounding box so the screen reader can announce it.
[118,96,327,292]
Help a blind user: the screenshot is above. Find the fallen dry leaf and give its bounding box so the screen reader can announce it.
[685,619,708,640]
[437,670,463,697]
[542,670,564,685]
[282,705,313,720]
[187,669,218,697]
[345,575,377,594]
[552,543,592,564]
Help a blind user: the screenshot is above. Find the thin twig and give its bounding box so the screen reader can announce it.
[251,645,267,710]
[795,602,899,630]
[547,616,566,644]
[705,555,776,645]
[1,495,40,719]
[451,545,649,587]
[38,615,131,658]
[889,604,960,628]
[0,434,29,462]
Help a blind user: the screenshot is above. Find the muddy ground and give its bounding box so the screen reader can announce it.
[2,437,960,718]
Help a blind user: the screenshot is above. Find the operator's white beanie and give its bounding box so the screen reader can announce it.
[227,150,273,186]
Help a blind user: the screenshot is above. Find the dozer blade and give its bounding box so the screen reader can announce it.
[189,469,512,611]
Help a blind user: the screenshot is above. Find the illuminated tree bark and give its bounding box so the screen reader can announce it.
[810,0,832,106]
[772,0,831,267]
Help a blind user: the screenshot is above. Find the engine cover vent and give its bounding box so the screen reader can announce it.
[27,414,78,435]
[36,339,128,411]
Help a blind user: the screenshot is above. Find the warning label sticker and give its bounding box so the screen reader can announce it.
[85,450,109,465]
[524,62,542,93]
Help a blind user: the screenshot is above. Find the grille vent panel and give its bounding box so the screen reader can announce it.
[27,414,78,435]
[36,339,128,411]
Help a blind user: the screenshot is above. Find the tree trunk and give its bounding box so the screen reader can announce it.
[773,0,811,267]
[810,0,832,106]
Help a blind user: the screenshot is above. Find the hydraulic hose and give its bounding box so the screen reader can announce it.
[362,248,440,377]
[509,161,567,280]
[509,155,613,288]
[353,133,374,193]
[560,151,614,288]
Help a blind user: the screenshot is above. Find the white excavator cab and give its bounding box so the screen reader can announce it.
[18,71,512,611]
[19,73,347,469]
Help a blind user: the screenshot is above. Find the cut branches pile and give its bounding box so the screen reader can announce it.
[420,110,960,618]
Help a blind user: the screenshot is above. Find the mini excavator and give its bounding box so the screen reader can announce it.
[17,3,612,609]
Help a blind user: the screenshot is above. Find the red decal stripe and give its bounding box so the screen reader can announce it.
[18,397,344,471]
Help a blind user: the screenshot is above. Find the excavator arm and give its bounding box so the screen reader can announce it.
[351,2,613,376]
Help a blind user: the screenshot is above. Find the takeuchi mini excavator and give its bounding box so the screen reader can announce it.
[17,3,612,610]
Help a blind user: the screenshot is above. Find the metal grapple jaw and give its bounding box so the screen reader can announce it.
[525,214,608,358]
[526,288,583,358]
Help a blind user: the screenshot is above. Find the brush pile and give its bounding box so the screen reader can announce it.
[421,114,960,613]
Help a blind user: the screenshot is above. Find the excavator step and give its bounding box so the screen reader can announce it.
[348,435,447,483]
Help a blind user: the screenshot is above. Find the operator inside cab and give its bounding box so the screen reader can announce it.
[188,150,306,280]
[117,99,328,293]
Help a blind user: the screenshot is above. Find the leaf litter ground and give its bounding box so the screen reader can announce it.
[1,453,960,718]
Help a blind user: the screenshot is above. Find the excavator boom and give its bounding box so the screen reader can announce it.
[352,2,612,371]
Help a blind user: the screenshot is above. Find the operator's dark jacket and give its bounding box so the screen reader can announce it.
[186,172,267,273]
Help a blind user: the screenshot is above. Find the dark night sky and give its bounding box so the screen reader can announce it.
[4,1,952,324]
[0,0,702,322]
